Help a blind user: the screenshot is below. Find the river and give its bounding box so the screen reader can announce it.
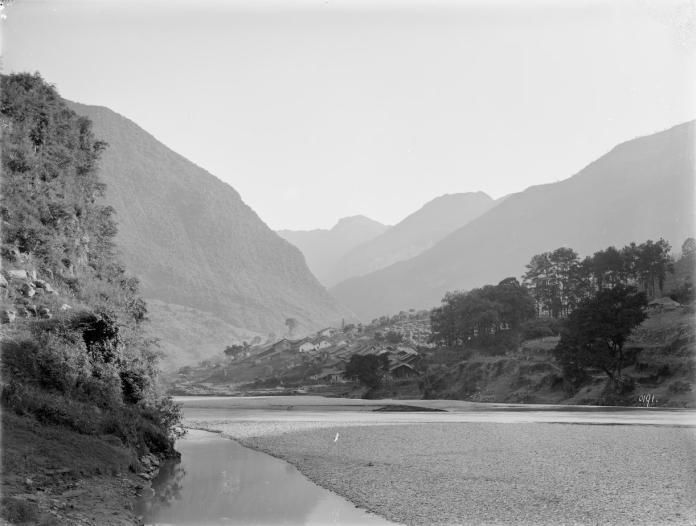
[138,396,696,525]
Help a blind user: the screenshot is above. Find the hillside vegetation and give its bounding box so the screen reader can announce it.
[332,121,696,320]
[1,73,182,524]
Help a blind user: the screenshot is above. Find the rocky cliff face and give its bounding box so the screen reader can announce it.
[66,101,349,363]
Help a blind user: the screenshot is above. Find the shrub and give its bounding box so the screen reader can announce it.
[669,380,692,393]
[520,318,562,340]
[1,497,39,523]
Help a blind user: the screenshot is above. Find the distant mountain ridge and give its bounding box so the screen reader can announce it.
[66,101,349,365]
[331,121,696,320]
[278,215,389,285]
[325,192,495,286]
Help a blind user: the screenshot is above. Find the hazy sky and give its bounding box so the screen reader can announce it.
[2,0,695,230]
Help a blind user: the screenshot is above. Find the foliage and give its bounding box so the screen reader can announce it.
[344,354,390,389]
[669,281,694,304]
[0,72,180,457]
[430,277,535,348]
[285,317,298,336]
[1,496,40,524]
[384,330,403,343]
[520,318,562,340]
[1,73,114,278]
[554,285,647,388]
[523,239,673,318]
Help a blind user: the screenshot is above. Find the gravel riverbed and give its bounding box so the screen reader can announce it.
[192,419,696,525]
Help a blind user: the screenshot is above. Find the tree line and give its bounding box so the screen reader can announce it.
[431,237,691,350]
[430,277,536,347]
[522,239,674,318]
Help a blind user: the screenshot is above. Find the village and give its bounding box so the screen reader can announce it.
[168,310,433,395]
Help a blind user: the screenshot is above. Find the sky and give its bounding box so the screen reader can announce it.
[2,0,695,230]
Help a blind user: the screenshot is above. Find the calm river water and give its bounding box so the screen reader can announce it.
[137,428,395,526]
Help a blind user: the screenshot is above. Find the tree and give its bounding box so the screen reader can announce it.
[430,279,534,347]
[285,318,298,337]
[224,344,244,357]
[344,354,390,389]
[523,248,582,317]
[682,237,696,258]
[385,330,403,344]
[634,239,673,298]
[554,285,647,389]
[589,246,625,291]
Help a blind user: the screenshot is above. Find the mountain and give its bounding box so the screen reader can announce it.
[331,121,696,321]
[66,101,349,365]
[324,192,495,286]
[277,216,389,286]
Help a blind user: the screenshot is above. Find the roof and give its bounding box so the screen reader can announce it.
[320,368,344,377]
[389,363,417,373]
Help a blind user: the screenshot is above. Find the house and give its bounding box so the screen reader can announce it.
[319,368,346,384]
[318,327,337,337]
[309,367,346,383]
[317,340,331,350]
[269,339,293,353]
[299,341,318,353]
[388,363,419,379]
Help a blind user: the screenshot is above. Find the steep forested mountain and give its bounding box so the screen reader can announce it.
[65,101,348,364]
[278,215,389,286]
[331,121,696,320]
[326,192,495,286]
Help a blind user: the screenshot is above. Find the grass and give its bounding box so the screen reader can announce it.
[1,412,133,479]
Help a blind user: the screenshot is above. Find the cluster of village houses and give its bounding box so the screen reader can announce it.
[224,320,431,385]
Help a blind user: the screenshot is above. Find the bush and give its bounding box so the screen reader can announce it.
[520,318,562,340]
[1,497,39,523]
[669,380,692,393]
[1,382,100,434]
[669,281,694,304]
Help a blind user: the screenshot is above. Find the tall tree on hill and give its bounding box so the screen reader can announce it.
[554,285,647,390]
[285,317,298,337]
[523,248,582,318]
[635,239,673,299]
[589,246,625,291]
[523,252,554,317]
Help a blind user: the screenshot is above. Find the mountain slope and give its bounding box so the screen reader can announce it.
[325,192,495,286]
[278,215,389,285]
[331,121,696,320]
[66,101,348,362]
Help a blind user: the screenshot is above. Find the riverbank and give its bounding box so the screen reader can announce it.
[187,397,696,525]
[1,413,146,525]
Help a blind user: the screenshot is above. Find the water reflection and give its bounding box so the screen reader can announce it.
[137,429,394,526]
